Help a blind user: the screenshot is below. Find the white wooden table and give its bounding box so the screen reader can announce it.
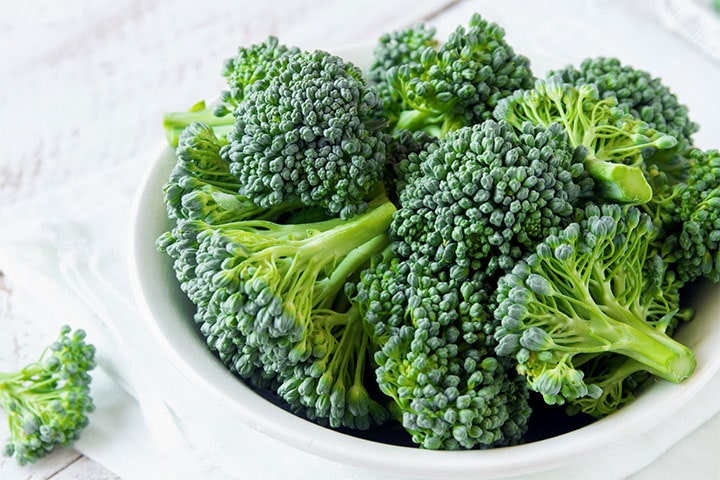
[1,1,719,478]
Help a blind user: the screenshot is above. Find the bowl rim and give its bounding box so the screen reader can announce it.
[127,43,720,479]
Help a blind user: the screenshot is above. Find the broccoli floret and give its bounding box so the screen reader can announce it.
[0,326,96,465]
[157,194,395,429]
[356,252,530,449]
[391,119,591,278]
[494,76,678,204]
[368,23,439,125]
[384,13,534,137]
[658,149,720,282]
[551,57,699,152]
[225,49,388,219]
[493,204,696,409]
[163,122,298,224]
[162,37,300,147]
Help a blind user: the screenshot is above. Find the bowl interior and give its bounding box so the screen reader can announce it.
[128,44,720,479]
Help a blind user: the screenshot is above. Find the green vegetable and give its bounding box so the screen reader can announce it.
[0,326,96,465]
[225,49,388,219]
[356,251,530,449]
[654,148,720,283]
[157,12,717,450]
[162,36,301,147]
[550,57,699,152]
[391,119,591,278]
[494,76,678,204]
[379,13,534,137]
[493,204,696,410]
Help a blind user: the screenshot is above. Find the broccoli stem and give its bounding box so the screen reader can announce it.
[163,109,234,147]
[583,313,696,383]
[584,158,653,204]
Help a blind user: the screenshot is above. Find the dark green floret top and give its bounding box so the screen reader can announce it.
[226,49,388,219]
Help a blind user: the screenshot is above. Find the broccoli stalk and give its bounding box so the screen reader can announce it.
[163,100,234,148]
[494,205,696,407]
[0,326,96,465]
[494,77,678,204]
[158,194,395,428]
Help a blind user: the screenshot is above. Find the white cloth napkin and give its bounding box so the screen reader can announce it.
[0,149,719,480]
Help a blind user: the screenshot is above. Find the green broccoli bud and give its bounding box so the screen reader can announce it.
[494,204,696,410]
[226,49,388,219]
[158,193,396,429]
[494,76,680,204]
[391,119,591,278]
[356,252,531,449]
[0,326,96,466]
[384,12,534,137]
[550,56,699,152]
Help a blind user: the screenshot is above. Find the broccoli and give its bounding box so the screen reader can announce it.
[550,57,699,152]
[383,13,534,137]
[163,122,298,224]
[493,204,696,410]
[368,23,439,125]
[225,49,388,219]
[656,149,720,282]
[494,76,678,204]
[391,119,591,278]
[157,193,395,429]
[0,326,96,465]
[355,251,530,449]
[162,36,300,147]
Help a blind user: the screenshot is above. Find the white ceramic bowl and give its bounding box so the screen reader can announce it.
[128,44,720,479]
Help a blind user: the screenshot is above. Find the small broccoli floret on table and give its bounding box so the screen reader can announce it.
[226,49,388,219]
[493,204,696,410]
[384,12,534,137]
[157,194,396,428]
[162,36,300,146]
[494,76,679,204]
[356,252,530,449]
[0,326,96,466]
[551,57,699,152]
[391,119,590,278]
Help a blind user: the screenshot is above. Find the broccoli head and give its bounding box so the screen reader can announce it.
[226,49,388,219]
[385,13,534,137]
[383,128,438,203]
[551,57,699,152]
[493,204,696,410]
[157,193,395,429]
[391,119,590,278]
[356,252,530,449]
[494,76,678,204]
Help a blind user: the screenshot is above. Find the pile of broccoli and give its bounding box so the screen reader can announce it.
[158,12,718,450]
